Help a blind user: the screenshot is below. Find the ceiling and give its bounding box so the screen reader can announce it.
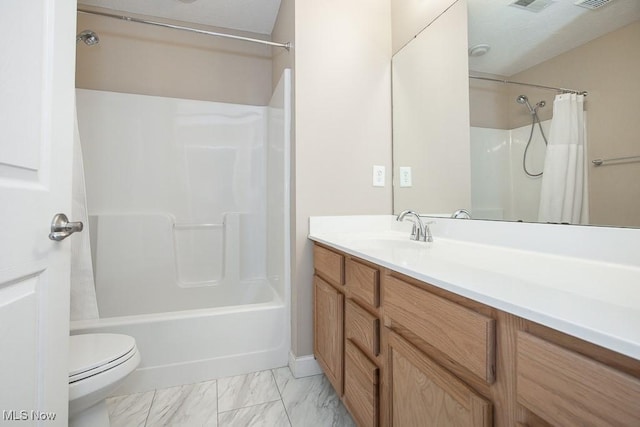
[468,0,640,76]
[77,0,282,35]
[77,0,638,74]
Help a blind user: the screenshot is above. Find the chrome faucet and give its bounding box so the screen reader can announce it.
[451,209,472,219]
[396,210,433,242]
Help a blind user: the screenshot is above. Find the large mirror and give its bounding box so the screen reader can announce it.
[392,0,640,227]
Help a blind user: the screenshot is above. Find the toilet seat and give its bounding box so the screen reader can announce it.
[69,334,137,383]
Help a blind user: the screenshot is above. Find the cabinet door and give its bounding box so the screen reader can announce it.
[314,275,344,394]
[386,331,492,427]
[344,340,379,427]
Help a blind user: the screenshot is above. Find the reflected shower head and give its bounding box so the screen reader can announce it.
[516,94,535,115]
[76,30,99,46]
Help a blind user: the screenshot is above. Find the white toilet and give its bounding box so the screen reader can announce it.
[68,333,141,427]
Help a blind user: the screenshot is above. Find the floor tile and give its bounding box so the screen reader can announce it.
[218,400,291,427]
[272,367,355,427]
[107,390,155,427]
[145,380,217,426]
[217,370,281,412]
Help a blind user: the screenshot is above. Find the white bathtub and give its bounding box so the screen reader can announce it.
[70,282,288,394]
[71,72,292,394]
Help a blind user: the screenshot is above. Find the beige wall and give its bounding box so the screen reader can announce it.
[391,0,461,54]
[393,0,471,215]
[76,9,273,105]
[271,0,294,90]
[469,73,510,129]
[508,21,639,226]
[293,0,393,357]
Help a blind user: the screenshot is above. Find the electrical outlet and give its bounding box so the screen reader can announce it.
[399,166,412,187]
[373,165,385,187]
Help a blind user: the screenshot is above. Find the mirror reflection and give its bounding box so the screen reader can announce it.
[393,0,640,227]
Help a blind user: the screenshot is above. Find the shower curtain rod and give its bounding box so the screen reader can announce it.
[77,8,291,50]
[469,75,587,96]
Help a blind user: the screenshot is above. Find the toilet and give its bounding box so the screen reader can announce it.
[68,334,141,427]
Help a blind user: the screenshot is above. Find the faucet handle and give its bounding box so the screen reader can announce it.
[410,223,421,240]
[422,221,434,243]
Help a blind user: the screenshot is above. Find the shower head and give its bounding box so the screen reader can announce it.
[516,94,535,115]
[76,30,99,46]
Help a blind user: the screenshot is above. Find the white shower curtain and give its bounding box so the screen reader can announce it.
[70,104,100,321]
[538,93,589,224]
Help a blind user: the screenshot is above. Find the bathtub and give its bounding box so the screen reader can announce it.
[71,72,292,394]
[70,281,288,394]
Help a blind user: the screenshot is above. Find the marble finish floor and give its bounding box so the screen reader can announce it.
[107,367,356,427]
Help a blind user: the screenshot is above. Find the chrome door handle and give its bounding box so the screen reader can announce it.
[49,213,83,241]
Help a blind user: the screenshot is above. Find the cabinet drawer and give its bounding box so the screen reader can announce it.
[346,299,379,358]
[344,340,379,427]
[384,276,496,383]
[314,245,344,286]
[517,331,640,426]
[346,258,379,308]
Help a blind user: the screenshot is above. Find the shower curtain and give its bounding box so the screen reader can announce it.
[538,93,588,224]
[70,104,100,320]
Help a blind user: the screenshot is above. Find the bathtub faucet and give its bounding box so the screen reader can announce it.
[396,210,433,242]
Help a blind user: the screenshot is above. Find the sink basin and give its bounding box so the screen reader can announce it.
[315,230,640,310]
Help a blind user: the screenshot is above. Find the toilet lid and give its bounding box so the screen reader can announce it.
[69,334,137,381]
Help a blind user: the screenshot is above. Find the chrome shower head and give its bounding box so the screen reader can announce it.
[76,30,99,46]
[516,94,535,115]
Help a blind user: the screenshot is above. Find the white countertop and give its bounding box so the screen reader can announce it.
[308,215,640,360]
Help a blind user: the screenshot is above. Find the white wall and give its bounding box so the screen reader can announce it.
[76,89,269,316]
[392,0,471,216]
[470,120,550,222]
[470,127,510,220]
[267,70,292,302]
[292,0,393,357]
[391,0,461,54]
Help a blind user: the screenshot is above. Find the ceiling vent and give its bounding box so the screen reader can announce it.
[510,0,556,13]
[574,0,613,9]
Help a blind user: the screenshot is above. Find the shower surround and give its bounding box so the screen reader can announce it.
[470,120,550,222]
[71,70,291,393]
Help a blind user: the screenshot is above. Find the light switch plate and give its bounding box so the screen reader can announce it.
[399,166,412,187]
[373,165,385,187]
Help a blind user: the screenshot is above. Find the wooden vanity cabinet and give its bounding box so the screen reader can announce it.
[343,258,382,427]
[516,331,640,426]
[386,330,492,426]
[313,245,345,394]
[382,273,496,427]
[313,245,383,427]
[314,275,344,394]
[312,243,640,427]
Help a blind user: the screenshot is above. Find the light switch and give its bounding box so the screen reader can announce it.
[373,165,385,187]
[399,166,412,187]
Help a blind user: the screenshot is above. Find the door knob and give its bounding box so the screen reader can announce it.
[49,213,83,241]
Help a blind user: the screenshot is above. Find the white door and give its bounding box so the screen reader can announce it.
[0,1,76,425]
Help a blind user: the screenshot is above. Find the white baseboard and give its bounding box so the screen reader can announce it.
[288,351,323,378]
[112,349,288,396]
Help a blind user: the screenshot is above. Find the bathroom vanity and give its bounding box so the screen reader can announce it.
[309,216,640,426]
